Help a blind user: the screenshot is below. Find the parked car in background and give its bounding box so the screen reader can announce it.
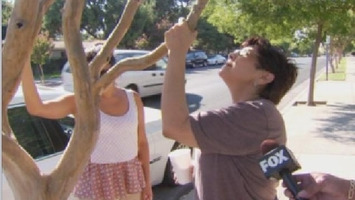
[62,49,167,98]
[207,54,227,66]
[290,52,299,57]
[185,50,208,68]
[2,85,186,199]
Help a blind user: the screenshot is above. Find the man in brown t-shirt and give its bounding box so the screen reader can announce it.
[162,21,297,200]
[191,100,285,199]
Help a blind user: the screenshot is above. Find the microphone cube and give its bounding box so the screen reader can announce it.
[259,145,301,180]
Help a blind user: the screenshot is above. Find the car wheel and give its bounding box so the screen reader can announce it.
[203,61,208,67]
[162,142,193,186]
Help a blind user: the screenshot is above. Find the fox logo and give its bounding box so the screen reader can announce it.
[258,145,301,180]
[259,149,289,173]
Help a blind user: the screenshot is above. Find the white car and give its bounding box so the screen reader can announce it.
[61,49,167,98]
[2,85,185,199]
[207,54,227,66]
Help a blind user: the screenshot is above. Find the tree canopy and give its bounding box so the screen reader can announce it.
[1,0,13,25]
[11,0,354,55]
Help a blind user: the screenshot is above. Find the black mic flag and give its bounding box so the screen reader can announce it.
[259,139,308,200]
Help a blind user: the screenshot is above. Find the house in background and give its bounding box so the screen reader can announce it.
[45,40,106,74]
[2,25,106,75]
[51,40,106,60]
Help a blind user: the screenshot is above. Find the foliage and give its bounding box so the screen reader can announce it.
[2,0,13,25]
[203,0,354,51]
[121,1,156,48]
[31,31,54,84]
[43,0,153,44]
[43,0,64,39]
[202,0,247,44]
[41,0,354,55]
[32,31,54,66]
[143,0,191,49]
[194,17,235,54]
[43,0,184,48]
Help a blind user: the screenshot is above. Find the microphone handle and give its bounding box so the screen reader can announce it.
[280,170,308,200]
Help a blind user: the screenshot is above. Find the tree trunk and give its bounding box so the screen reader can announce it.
[329,41,335,73]
[2,0,209,199]
[38,64,45,85]
[307,22,323,106]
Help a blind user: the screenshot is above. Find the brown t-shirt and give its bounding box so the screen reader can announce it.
[190,99,286,200]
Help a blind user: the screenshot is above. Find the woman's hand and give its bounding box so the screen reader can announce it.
[141,184,153,200]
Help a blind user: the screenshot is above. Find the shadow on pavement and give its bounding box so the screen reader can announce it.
[315,103,355,144]
[143,93,203,114]
[153,182,194,200]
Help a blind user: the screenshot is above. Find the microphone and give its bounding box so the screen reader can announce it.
[258,140,307,200]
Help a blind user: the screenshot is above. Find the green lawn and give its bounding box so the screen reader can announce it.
[34,73,61,81]
[318,58,346,81]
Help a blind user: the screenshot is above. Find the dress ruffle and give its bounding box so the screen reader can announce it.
[74,157,145,200]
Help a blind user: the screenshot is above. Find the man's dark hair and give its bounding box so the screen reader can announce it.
[242,36,298,104]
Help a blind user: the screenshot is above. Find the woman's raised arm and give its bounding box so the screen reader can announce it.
[21,60,77,119]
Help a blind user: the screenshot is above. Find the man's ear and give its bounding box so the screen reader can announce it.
[260,71,275,85]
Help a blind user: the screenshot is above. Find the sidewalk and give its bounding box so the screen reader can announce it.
[276,56,355,199]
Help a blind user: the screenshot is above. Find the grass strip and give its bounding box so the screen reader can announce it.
[318,58,346,81]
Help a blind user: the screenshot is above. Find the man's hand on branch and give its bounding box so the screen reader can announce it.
[164,21,197,54]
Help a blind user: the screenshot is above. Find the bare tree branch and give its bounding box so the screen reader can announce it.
[2,0,54,199]
[2,0,209,199]
[94,0,209,93]
[49,0,100,198]
[2,0,54,137]
[2,135,44,200]
[90,0,144,81]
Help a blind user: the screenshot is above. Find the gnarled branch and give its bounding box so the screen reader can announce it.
[94,0,209,94]
[2,0,209,199]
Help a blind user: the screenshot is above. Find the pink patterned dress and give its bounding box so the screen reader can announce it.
[74,90,146,200]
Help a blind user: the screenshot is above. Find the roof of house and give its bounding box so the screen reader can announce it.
[53,40,106,51]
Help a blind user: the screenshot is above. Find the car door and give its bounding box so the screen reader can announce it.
[114,51,167,98]
[3,105,74,200]
[138,57,166,97]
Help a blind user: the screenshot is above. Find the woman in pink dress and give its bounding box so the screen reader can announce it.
[21,47,153,200]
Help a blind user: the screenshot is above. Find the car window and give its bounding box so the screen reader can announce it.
[7,105,74,160]
[153,57,167,70]
[114,52,167,71]
[186,53,194,59]
[65,51,167,74]
[196,52,207,58]
[114,53,144,61]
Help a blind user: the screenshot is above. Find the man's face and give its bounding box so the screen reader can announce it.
[219,46,261,87]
